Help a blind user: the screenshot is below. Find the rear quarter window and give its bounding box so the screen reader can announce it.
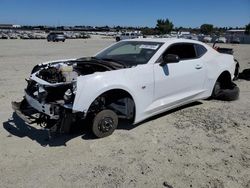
[195,44,207,57]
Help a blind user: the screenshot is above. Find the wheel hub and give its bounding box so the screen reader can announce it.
[98,117,114,133]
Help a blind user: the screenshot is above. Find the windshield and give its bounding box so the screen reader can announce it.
[95,41,163,66]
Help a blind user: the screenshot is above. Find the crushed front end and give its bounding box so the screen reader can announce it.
[12,58,122,134]
[12,75,80,133]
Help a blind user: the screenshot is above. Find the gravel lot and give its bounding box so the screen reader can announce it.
[0,38,249,188]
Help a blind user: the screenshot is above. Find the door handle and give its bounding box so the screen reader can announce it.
[195,65,202,69]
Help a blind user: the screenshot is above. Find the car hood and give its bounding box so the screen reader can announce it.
[29,57,128,86]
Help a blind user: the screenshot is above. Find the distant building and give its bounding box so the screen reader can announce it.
[226,29,245,35]
[170,31,177,35]
[225,29,250,44]
[12,24,21,28]
[178,31,190,36]
[0,24,21,29]
[0,24,13,29]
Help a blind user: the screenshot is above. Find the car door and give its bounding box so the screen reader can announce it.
[152,43,206,112]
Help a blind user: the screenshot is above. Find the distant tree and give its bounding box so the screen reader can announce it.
[176,26,183,31]
[114,25,122,32]
[245,23,250,35]
[200,24,214,35]
[156,19,174,34]
[141,27,158,35]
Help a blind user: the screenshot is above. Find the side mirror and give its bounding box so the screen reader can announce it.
[160,54,180,66]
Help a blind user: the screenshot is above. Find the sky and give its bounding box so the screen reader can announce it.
[0,0,249,28]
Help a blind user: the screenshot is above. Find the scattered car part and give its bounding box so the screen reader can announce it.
[238,69,250,81]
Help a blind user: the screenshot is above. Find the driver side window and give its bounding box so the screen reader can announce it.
[163,43,197,60]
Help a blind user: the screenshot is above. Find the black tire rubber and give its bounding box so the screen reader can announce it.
[238,69,250,81]
[92,110,118,138]
[212,81,221,98]
[233,59,240,80]
[116,37,120,42]
[212,82,239,101]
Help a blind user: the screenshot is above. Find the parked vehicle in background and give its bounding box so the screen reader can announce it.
[190,35,199,41]
[20,34,30,39]
[216,37,227,43]
[65,32,91,39]
[178,34,198,41]
[80,33,91,39]
[1,34,8,39]
[116,32,142,42]
[47,32,66,42]
[231,37,240,44]
[28,33,36,39]
[179,34,192,39]
[9,34,18,39]
[12,38,239,138]
[203,36,212,43]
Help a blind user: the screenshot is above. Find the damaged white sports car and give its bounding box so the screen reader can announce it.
[12,38,239,138]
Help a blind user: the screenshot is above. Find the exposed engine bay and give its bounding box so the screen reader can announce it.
[27,59,119,105]
[35,58,123,84]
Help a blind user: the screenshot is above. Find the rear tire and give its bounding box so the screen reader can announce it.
[212,82,239,101]
[92,110,118,138]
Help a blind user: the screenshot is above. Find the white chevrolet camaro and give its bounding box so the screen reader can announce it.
[13,38,239,138]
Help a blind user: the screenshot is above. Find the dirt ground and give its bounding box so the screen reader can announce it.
[0,38,249,188]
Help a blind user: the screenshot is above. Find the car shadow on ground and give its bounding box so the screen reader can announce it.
[3,112,92,147]
[3,101,202,147]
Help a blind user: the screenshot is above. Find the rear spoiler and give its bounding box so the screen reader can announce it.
[213,41,233,55]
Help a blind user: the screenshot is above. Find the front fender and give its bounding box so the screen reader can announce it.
[72,70,137,114]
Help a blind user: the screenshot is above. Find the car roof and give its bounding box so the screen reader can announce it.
[123,37,206,45]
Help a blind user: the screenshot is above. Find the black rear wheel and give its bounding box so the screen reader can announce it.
[92,110,118,138]
[212,81,239,101]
